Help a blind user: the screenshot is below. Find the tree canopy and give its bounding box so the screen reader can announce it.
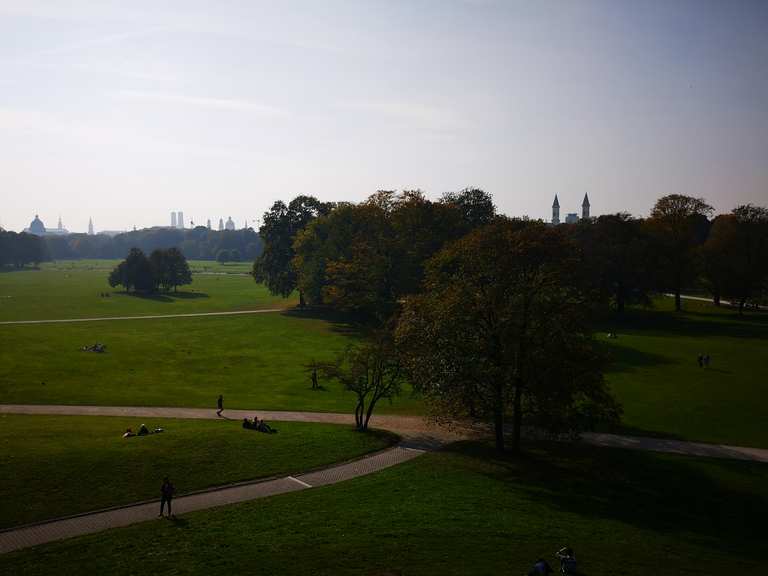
[396,221,621,452]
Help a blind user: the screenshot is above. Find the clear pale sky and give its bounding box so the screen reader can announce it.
[1,0,766,233]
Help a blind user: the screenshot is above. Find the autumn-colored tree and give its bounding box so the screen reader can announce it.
[396,221,620,452]
[703,205,768,313]
[648,195,713,311]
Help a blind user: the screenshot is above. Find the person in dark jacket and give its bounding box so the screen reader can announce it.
[159,477,176,517]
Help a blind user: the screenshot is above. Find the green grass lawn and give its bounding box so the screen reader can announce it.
[600,298,768,447]
[39,259,254,274]
[0,414,397,529]
[0,311,422,414]
[2,440,764,575]
[0,263,292,321]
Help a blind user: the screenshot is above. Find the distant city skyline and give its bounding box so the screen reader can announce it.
[1,1,766,233]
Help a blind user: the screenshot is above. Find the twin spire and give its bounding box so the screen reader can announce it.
[552,193,590,224]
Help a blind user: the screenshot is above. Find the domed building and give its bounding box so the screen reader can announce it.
[27,215,46,235]
[23,215,69,236]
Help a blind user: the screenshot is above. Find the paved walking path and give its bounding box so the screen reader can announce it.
[0,308,287,326]
[665,293,767,311]
[3,404,767,461]
[0,445,423,554]
[2,403,767,555]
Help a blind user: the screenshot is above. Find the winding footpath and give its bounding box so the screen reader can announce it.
[1,403,767,555]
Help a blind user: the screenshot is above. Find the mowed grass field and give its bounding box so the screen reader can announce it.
[0,414,397,529]
[0,260,291,322]
[2,440,765,575]
[2,264,768,445]
[600,298,768,447]
[0,311,422,414]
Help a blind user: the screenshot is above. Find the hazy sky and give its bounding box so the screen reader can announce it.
[1,0,766,233]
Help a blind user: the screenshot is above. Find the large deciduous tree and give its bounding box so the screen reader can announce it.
[396,221,620,453]
[648,194,713,311]
[440,187,496,229]
[702,205,768,313]
[253,195,332,306]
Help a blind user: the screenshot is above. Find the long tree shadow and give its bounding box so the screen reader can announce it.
[598,340,673,374]
[280,307,367,337]
[112,291,210,303]
[604,306,768,341]
[450,440,768,555]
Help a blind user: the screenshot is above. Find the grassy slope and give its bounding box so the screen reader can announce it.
[0,414,397,529]
[601,298,768,447]
[0,311,422,414]
[2,441,765,575]
[0,267,292,321]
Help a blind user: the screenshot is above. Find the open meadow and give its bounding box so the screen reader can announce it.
[0,414,396,529]
[3,264,768,444]
[0,260,290,322]
[1,440,765,575]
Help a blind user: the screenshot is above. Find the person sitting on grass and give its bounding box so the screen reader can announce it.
[257,419,276,434]
[122,428,135,438]
[242,417,252,429]
[556,547,577,575]
[138,423,149,436]
[528,558,553,575]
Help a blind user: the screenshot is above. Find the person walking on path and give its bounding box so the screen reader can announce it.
[216,394,224,417]
[159,477,175,518]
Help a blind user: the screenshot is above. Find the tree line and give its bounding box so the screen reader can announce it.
[253,190,768,451]
[0,230,48,269]
[108,247,192,293]
[45,227,262,262]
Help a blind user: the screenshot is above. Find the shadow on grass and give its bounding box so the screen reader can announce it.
[448,440,768,552]
[113,291,210,303]
[280,307,365,337]
[605,305,768,340]
[599,341,673,374]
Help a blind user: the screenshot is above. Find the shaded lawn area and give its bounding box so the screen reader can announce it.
[0,266,293,321]
[599,297,768,447]
[2,440,765,575]
[0,414,397,529]
[0,312,422,415]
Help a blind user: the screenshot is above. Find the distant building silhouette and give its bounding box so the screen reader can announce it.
[171,212,177,228]
[218,218,224,231]
[225,216,235,231]
[207,219,212,230]
[178,211,185,229]
[88,218,94,235]
[24,214,69,236]
[551,194,592,225]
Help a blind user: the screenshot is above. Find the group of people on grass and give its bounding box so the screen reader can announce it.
[242,416,276,433]
[529,547,578,575]
[697,353,711,368]
[123,423,164,438]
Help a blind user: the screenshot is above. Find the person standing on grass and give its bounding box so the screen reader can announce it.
[216,394,224,417]
[159,477,175,517]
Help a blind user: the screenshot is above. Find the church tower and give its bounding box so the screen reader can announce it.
[582,193,590,220]
[552,195,560,225]
[88,218,94,235]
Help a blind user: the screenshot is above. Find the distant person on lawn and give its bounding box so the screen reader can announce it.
[216,394,224,417]
[159,477,175,517]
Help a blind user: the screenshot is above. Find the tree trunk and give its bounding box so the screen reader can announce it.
[354,401,363,429]
[616,285,625,315]
[363,398,378,431]
[739,299,745,316]
[674,288,681,312]
[511,383,522,454]
[299,290,306,308]
[493,407,505,452]
[713,292,720,306]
